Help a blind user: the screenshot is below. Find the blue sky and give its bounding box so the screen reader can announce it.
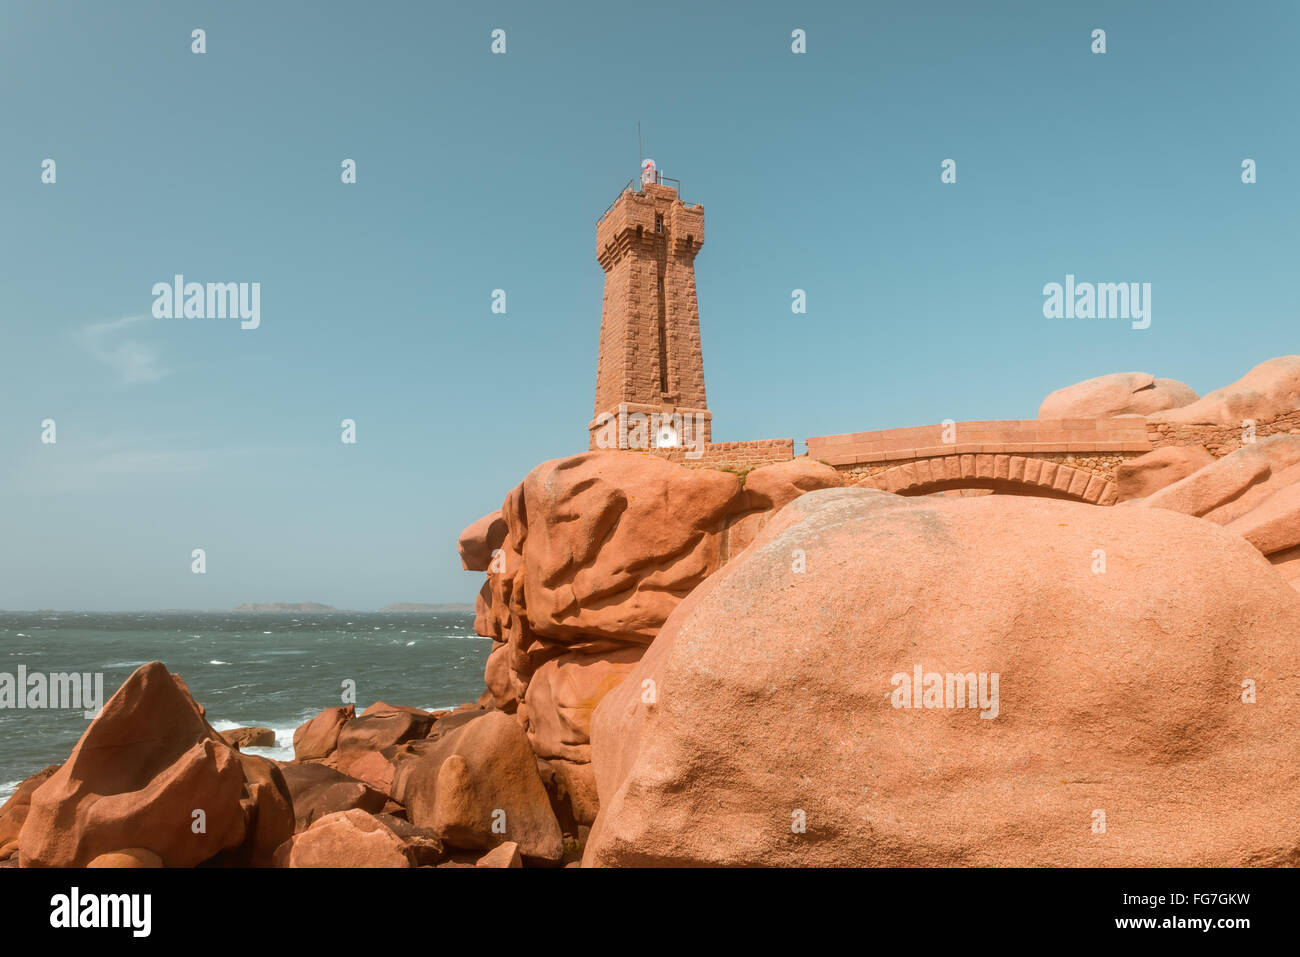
[1,0,1296,610]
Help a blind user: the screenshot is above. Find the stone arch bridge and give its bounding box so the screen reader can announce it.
[805,418,1156,505]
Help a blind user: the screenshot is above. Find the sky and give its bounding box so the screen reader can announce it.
[1,0,1296,610]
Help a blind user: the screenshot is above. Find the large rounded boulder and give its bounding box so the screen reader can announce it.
[1038,371,1197,418]
[514,450,742,644]
[584,488,1300,866]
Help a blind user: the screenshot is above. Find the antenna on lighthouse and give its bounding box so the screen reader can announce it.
[637,121,643,168]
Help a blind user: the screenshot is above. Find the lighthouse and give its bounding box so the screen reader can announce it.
[589,166,711,451]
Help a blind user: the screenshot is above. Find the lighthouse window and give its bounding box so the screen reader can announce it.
[655,215,663,234]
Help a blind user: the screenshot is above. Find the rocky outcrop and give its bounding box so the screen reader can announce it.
[4,654,540,868]
[725,457,843,553]
[86,848,163,868]
[1266,545,1300,590]
[221,727,276,749]
[278,762,387,832]
[292,705,355,761]
[286,809,416,868]
[1115,445,1216,502]
[229,752,296,867]
[389,710,563,863]
[1134,440,1283,518]
[1224,482,1300,555]
[345,751,398,795]
[476,841,522,867]
[1128,436,1300,589]
[17,662,267,867]
[1039,372,1197,418]
[0,767,58,860]
[584,488,1300,866]
[460,451,743,811]
[538,758,600,830]
[459,451,848,830]
[371,813,444,866]
[512,451,742,644]
[17,354,1299,870]
[523,648,644,764]
[457,511,507,572]
[1148,356,1300,427]
[331,702,435,776]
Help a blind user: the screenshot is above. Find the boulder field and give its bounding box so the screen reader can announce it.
[3,356,1299,867]
[13,662,291,868]
[1118,436,1300,591]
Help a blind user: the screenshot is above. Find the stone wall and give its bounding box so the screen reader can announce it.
[1147,409,1300,457]
[617,411,1300,491]
[649,438,794,472]
[805,418,1152,469]
[838,450,1136,485]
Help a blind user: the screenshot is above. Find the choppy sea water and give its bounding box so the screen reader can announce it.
[0,611,488,804]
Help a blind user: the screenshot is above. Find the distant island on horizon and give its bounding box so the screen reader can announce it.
[232,602,477,613]
[3,602,476,614]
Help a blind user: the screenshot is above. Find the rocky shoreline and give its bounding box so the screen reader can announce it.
[2,356,1299,867]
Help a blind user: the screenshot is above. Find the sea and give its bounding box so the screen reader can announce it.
[0,611,489,804]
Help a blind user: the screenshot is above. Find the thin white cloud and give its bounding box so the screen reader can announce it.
[16,437,270,494]
[75,314,171,384]
[82,448,210,478]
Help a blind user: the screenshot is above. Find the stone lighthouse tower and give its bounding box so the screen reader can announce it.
[588,163,711,450]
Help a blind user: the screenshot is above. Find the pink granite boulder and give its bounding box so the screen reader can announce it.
[585,488,1300,866]
[1039,372,1197,418]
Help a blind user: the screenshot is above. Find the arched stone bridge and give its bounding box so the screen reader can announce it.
[805,418,1155,505]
